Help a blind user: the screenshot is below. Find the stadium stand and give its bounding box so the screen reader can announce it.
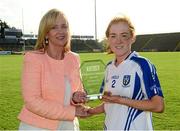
[71,39,92,52]
[0,38,23,51]
[0,21,180,52]
[71,39,102,52]
[132,35,153,51]
[132,32,180,51]
[0,21,24,52]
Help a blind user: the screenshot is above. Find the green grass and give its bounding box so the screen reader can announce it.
[0,55,23,130]
[0,52,180,130]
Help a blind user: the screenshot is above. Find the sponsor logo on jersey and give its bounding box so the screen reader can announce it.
[111,75,119,79]
[122,75,131,87]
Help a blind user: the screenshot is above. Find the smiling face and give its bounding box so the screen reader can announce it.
[108,22,135,58]
[46,15,69,48]
[35,9,71,52]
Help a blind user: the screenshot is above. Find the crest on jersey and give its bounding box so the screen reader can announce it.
[123,75,131,87]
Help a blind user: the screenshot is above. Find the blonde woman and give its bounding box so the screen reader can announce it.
[18,9,87,130]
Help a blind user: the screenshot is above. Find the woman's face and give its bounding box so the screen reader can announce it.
[47,15,69,48]
[108,22,135,57]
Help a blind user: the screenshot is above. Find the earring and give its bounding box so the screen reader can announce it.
[45,38,49,45]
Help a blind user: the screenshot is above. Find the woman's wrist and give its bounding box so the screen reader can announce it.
[71,98,80,106]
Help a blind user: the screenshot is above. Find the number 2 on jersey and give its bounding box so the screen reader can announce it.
[111,80,116,88]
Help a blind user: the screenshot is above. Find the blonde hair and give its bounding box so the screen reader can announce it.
[35,8,71,52]
[105,14,136,54]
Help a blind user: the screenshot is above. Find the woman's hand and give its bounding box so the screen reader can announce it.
[72,91,87,104]
[75,105,91,118]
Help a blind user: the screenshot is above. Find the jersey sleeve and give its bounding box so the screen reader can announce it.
[143,62,164,99]
[132,57,163,99]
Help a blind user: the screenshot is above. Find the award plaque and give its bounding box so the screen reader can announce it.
[80,60,105,100]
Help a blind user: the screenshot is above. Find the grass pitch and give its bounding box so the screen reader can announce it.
[0,52,180,130]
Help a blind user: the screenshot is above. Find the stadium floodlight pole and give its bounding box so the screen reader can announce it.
[22,8,24,34]
[22,8,25,52]
[0,20,2,38]
[94,0,97,41]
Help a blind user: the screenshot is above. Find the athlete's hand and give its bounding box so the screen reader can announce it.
[103,91,112,96]
[102,92,121,104]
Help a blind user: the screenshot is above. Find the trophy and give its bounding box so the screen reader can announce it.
[80,60,105,100]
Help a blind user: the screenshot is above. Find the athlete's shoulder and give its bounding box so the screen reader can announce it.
[130,54,151,65]
[130,54,154,74]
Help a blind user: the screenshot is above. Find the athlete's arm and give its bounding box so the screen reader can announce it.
[88,103,105,115]
[102,94,164,113]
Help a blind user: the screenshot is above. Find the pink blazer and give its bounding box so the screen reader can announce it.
[18,51,83,130]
